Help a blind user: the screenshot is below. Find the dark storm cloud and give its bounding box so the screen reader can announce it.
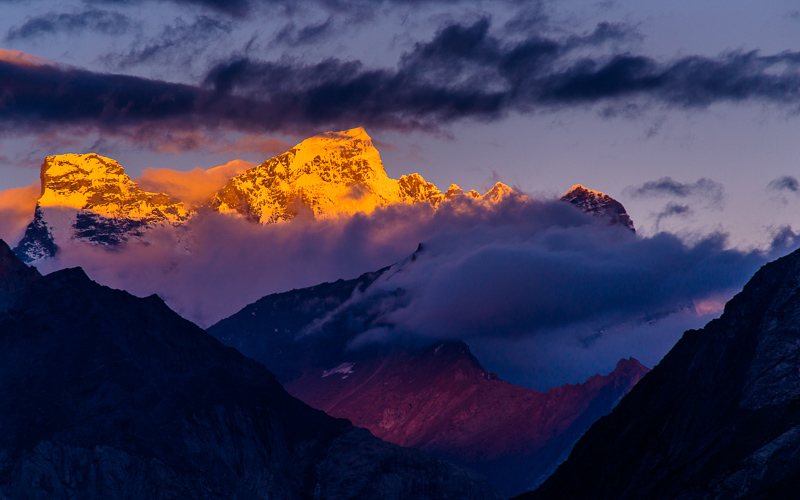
[3,18,800,141]
[5,9,132,41]
[768,175,800,193]
[0,60,203,132]
[626,177,725,206]
[83,0,528,18]
[87,0,253,17]
[358,223,766,342]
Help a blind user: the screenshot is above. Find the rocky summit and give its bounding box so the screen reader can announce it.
[522,245,800,500]
[0,244,500,500]
[14,154,188,263]
[560,184,635,232]
[210,127,459,222]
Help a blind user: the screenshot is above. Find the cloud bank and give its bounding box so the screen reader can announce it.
[30,193,795,388]
[2,18,800,144]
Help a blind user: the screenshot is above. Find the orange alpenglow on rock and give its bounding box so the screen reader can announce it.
[12,128,524,263]
[14,154,189,263]
[209,127,446,222]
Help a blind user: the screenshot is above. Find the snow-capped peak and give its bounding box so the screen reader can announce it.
[209,128,446,223]
[37,153,186,220]
[14,154,189,262]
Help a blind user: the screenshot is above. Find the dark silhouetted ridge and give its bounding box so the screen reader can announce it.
[521,246,800,500]
[0,263,500,499]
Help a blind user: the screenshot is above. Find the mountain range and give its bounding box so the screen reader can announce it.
[13,128,533,263]
[3,126,647,497]
[208,255,648,496]
[12,128,635,265]
[0,239,501,500]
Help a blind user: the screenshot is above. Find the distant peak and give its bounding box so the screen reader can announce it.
[560,184,635,232]
[613,357,649,374]
[563,184,603,198]
[482,182,517,203]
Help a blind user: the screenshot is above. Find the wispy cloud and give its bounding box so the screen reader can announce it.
[105,16,233,69]
[655,202,692,231]
[5,9,133,41]
[768,175,800,193]
[626,177,724,204]
[273,17,335,46]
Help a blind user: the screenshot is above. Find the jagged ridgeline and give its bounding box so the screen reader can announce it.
[14,128,527,263]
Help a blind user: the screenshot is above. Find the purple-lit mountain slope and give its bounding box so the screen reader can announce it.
[208,258,648,496]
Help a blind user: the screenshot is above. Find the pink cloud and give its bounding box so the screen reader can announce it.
[0,182,40,244]
[135,160,253,206]
[0,48,51,67]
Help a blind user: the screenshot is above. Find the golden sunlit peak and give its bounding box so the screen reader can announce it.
[36,153,187,221]
[41,153,123,178]
[482,182,516,203]
[563,184,605,198]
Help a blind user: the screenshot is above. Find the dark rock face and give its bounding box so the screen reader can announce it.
[0,239,41,304]
[13,205,58,263]
[209,268,389,382]
[0,262,500,499]
[208,271,649,497]
[522,246,800,500]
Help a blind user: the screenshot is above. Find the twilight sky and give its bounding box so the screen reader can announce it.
[0,0,799,245]
[1,0,800,387]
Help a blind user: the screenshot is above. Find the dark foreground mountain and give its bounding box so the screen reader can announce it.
[521,246,800,500]
[0,240,500,500]
[209,270,648,497]
[0,239,40,304]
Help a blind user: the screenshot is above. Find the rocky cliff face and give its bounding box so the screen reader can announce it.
[208,268,649,497]
[14,154,188,262]
[560,184,635,232]
[0,250,500,500]
[522,246,800,500]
